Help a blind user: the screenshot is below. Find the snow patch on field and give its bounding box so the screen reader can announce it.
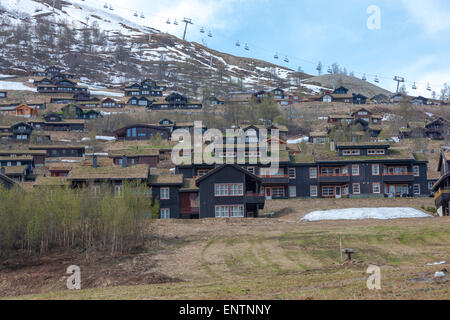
[301,207,431,222]
[0,80,36,91]
[90,90,123,97]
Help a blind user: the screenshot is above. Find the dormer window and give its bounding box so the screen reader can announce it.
[367,149,385,155]
[342,149,361,156]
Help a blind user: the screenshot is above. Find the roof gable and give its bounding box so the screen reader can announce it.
[196,164,261,186]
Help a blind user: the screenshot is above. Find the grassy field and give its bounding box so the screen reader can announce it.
[2,197,449,300]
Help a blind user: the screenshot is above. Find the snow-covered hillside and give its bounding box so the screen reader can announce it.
[0,0,307,96]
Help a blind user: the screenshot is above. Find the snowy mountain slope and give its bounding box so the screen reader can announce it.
[0,0,305,95]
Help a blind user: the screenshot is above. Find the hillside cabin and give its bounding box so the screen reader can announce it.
[28,145,85,158]
[114,124,171,141]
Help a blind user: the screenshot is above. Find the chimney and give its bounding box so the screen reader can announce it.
[93,155,98,168]
[122,155,127,168]
[330,140,335,151]
[1,167,5,175]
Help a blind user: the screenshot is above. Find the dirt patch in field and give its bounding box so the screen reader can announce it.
[0,250,181,298]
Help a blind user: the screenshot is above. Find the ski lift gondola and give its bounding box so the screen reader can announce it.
[200,27,205,33]
[362,74,367,81]
[235,40,240,47]
[374,76,379,83]
[166,19,171,24]
[284,56,289,63]
[140,12,145,19]
[104,3,108,9]
[208,31,212,37]
[427,83,432,91]
[109,4,114,10]
[244,44,249,51]
[134,11,138,17]
[174,19,179,25]
[412,82,417,90]
[274,53,279,59]
[327,66,332,74]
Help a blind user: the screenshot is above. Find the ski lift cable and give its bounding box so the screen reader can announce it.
[100,3,444,89]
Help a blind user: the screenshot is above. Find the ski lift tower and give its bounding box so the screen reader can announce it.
[393,76,405,93]
[182,18,193,41]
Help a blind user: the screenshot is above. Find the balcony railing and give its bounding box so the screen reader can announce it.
[434,188,450,199]
[318,173,350,177]
[258,175,289,178]
[245,192,264,197]
[382,172,413,176]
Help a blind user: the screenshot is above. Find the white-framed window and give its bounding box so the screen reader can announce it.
[352,183,361,194]
[310,168,317,179]
[214,184,244,197]
[352,165,360,176]
[343,149,361,156]
[310,186,318,197]
[368,149,385,155]
[413,184,421,195]
[160,208,170,219]
[413,166,420,177]
[373,183,381,194]
[372,164,380,176]
[428,181,434,190]
[215,205,244,218]
[288,168,296,179]
[271,187,285,198]
[289,186,297,198]
[322,186,335,197]
[160,187,170,200]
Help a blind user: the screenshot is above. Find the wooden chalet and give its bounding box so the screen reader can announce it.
[67,156,149,190]
[0,104,39,118]
[0,148,46,167]
[109,149,160,167]
[101,97,121,108]
[114,124,171,141]
[124,79,165,97]
[371,94,390,104]
[37,79,88,94]
[28,115,85,131]
[309,132,330,144]
[350,108,383,125]
[149,92,202,110]
[333,86,349,94]
[352,93,367,104]
[431,148,450,216]
[128,96,155,107]
[195,164,265,218]
[32,66,74,79]
[0,122,34,141]
[28,145,85,158]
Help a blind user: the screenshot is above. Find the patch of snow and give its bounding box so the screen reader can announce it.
[391,137,400,143]
[90,90,123,97]
[434,272,447,278]
[0,80,36,91]
[301,207,430,222]
[425,112,434,117]
[82,136,116,141]
[287,136,308,144]
[427,261,447,266]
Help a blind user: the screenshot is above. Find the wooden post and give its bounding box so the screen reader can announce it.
[339,236,343,261]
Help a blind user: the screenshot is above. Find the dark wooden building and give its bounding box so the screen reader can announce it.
[114,124,170,141]
[28,145,85,158]
[431,148,450,216]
